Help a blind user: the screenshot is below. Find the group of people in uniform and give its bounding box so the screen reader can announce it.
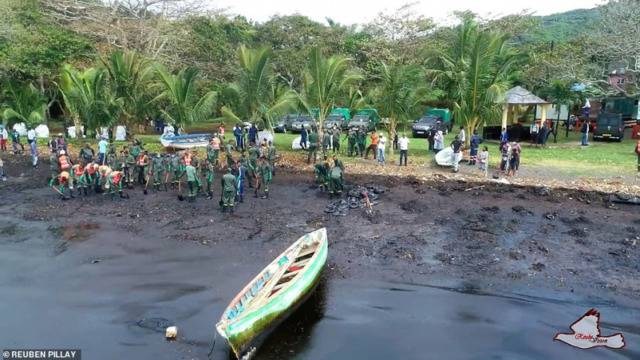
[47,135,278,213]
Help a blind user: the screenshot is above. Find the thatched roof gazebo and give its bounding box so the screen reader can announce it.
[499,86,550,129]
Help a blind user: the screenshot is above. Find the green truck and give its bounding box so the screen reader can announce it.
[347,108,381,132]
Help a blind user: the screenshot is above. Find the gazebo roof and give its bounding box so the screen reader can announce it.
[501,86,549,105]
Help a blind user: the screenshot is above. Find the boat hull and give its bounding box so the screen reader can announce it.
[159,134,210,149]
[218,230,328,359]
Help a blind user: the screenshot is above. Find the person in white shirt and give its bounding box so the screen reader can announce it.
[377,133,386,165]
[398,134,409,166]
[27,128,38,167]
[458,126,466,143]
[0,127,8,152]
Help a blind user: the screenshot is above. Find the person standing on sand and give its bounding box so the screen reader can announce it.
[300,126,308,150]
[27,127,38,168]
[508,141,521,177]
[434,130,444,153]
[398,133,409,166]
[257,156,273,199]
[478,146,489,177]
[0,126,7,152]
[469,130,483,166]
[581,120,590,146]
[451,136,463,173]
[365,132,379,160]
[377,132,386,165]
[11,129,24,154]
[458,126,466,144]
[184,162,197,202]
[235,160,246,203]
[221,167,237,213]
[357,127,367,157]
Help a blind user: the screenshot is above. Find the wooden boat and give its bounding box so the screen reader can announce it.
[159,133,211,149]
[216,228,328,359]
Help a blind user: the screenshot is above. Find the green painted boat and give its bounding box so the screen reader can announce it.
[216,228,328,359]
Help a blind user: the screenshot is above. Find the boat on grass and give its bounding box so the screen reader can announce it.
[216,228,328,359]
[159,133,211,149]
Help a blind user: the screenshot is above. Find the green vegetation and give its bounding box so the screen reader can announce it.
[1,0,639,178]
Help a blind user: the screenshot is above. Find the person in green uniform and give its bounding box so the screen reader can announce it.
[256,156,273,199]
[332,128,341,154]
[49,152,59,184]
[322,130,331,155]
[105,171,127,199]
[191,154,202,193]
[347,129,356,157]
[307,128,319,164]
[130,138,143,182]
[49,171,72,199]
[106,144,117,169]
[162,154,172,191]
[115,147,126,172]
[201,158,215,199]
[185,163,197,202]
[329,157,344,196]
[170,153,181,189]
[357,127,367,157]
[152,153,164,192]
[221,167,237,213]
[124,149,136,188]
[248,144,260,187]
[267,141,277,175]
[225,141,235,169]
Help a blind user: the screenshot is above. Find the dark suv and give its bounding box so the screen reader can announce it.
[411,116,443,138]
[289,115,316,133]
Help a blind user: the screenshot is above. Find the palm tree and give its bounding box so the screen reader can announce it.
[374,63,434,154]
[154,66,217,127]
[102,50,155,129]
[221,46,296,132]
[1,81,46,127]
[59,64,122,136]
[427,17,521,146]
[542,80,579,143]
[299,47,362,135]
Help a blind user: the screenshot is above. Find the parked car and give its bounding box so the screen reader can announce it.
[289,115,316,133]
[347,108,380,132]
[411,116,443,138]
[274,114,296,133]
[323,107,351,130]
[593,112,624,141]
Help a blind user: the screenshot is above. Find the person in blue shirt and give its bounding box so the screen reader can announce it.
[468,130,483,166]
[98,137,108,165]
[500,127,508,143]
[300,126,308,150]
[248,124,258,145]
[233,124,243,151]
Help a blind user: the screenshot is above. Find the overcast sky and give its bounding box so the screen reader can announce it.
[213,0,606,25]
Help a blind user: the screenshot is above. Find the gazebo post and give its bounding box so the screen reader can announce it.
[541,104,548,127]
[501,105,509,130]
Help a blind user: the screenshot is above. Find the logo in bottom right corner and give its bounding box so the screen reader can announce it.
[554,308,625,350]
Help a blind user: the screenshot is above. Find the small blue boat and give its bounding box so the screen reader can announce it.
[159,133,211,149]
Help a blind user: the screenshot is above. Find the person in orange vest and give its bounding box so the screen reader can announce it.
[365,131,379,160]
[49,171,73,199]
[635,139,640,172]
[58,149,72,172]
[97,164,112,192]
[136,150,150,185]
[84,162,99,194]
[70,163,86,196]
[105,170,128,199]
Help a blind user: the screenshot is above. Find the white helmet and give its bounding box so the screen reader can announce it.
[59,150,66,155]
